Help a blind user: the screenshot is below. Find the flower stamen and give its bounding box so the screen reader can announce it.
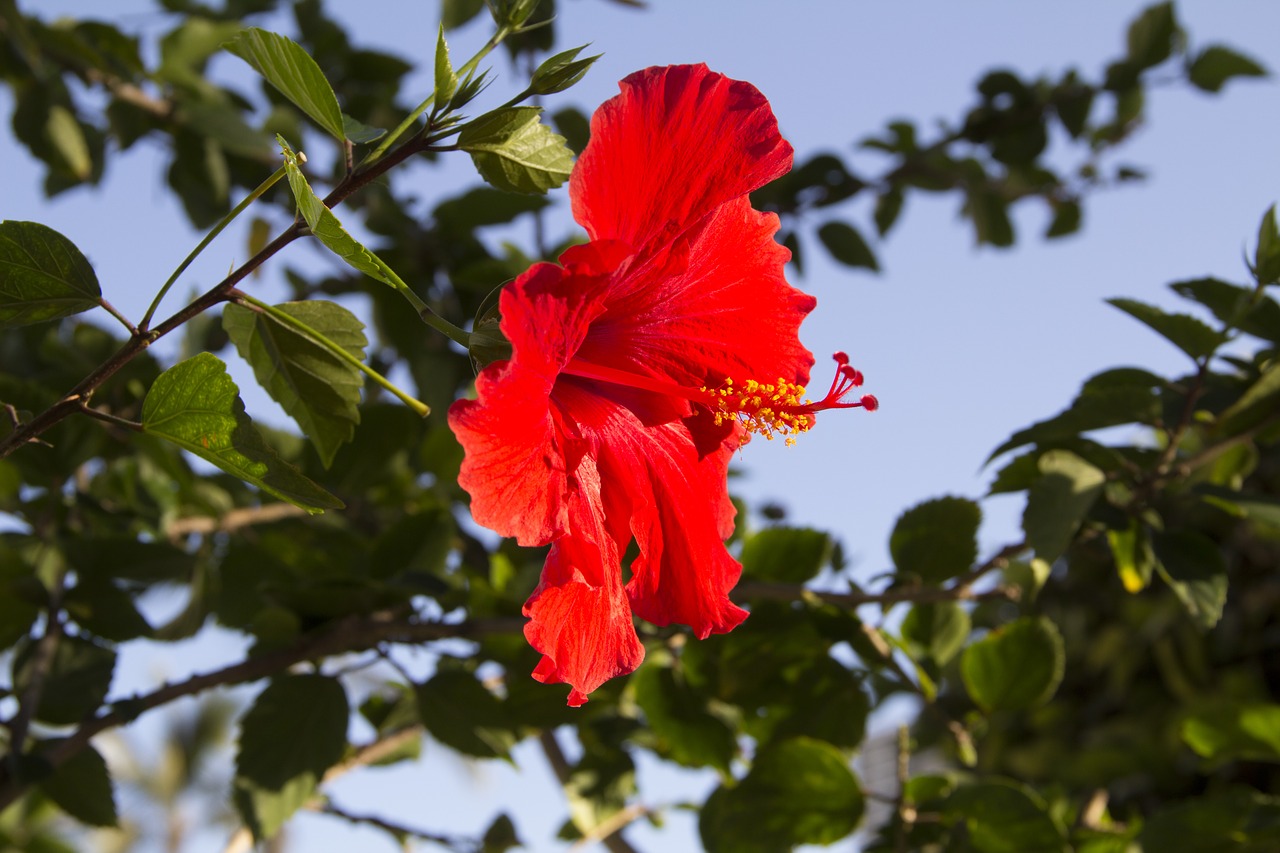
[702,352,877,446]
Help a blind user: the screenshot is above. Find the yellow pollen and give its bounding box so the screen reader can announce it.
[704,375,815,445]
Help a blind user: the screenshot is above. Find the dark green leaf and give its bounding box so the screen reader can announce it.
[340,114,385,145]
[442,0,486,30]
[528,45,600,96]
[141,352,343,513]
[1141,790,1280,853]
[1171,277,1280,341]
[1126,2,1177,69]
[970,190,1014,247]
[223,300,366,469]
[224,28,346,141]
[416,670,513,760]
[961,616,1065,713]
[63,577,152,642]
[1022,449,1105,562]
[1107,297,1225,360]
[1215,360,1280,437]
[990,368,1165,459]
[1189,45,1267,93]
[433,25,458,107]
[0,221,101,327]
[700,737,863,853]
[1254,205,1280,286]
[901,602,971,666]
[481,813,522,853]
[457,107,574,194]
[1183,703,1280,764]
[633,664,735,772]
[1045,199,1081,238]
[816,221,878,270]
[234,674,349,840]
[739,527,830,583]
[1196,485,1280,531]
[889,496,982,584]
[1153,530,1228,628]
[874,188,905,236]
[551,106,590,156]
[945,780,1067,853]
[35,742,117,827]
[13,634,115,725]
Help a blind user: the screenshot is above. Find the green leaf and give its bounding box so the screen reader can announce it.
[223,28,346,142]
[739,527,831,584]
[528,45,600,96]
[457,106,574,194]
[0,221,101,327]
[1171,277,1280,342]
[481,813,522,853]
[1107,297,1225,360]
[433,25,458,107]
[63,576,152,642]
[1183,703,1280,764]
[223,301,366,469]
[233,674,349,840]
[140,352,343,513]
[12,635,115,725]
[874,188,905,236]
[1022,450,1105,562]
[278,138,410,293]
[945,780,1068,853]
[700,737,863,853]
[1126,1,1177,69]
[1254,205,1280,286]
[35,742,117,827]
[633,664,736,772]
[1196,485,1280,531]
[340,114,384,145]
[1215,360,1280,437]
[1189,45,1267,93]
[816,221,878,270]
[970,190,1014,247]
[1107,519,1155,593]
[1141,789,1280,853]
[1045,199,1081,238]
[889,496,982,584]
[1153,530,1228,628]
[989,367,1165,459]
[46,105,92,181]
[961,616,1065,713]
[416,670,513,760]
[901,602,971,666]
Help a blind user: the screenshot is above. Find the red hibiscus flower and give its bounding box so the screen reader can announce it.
[448,64,876,706]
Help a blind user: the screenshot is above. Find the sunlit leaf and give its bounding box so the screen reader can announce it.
[458,106,574,194]
[140,352,342,513]
[224,27,346,141]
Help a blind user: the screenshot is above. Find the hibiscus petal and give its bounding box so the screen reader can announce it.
[522,454,645,706]
[555,382,747,640]
[448,262,604,546]
[579,196,817,393]
[572,64,793,250]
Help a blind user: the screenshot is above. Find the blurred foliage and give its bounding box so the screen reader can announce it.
[0,1,1276,851]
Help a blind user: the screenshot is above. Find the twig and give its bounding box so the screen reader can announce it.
[894,724,913,853]
[7,571,68,764]
[0,612,522,811]
[164,503,311,540]
[312,802,468,851]
[570,804,650,852]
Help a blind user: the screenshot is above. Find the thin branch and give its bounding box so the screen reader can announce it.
[539,730,640,853]
[164,503,311,540]
[312,802,468,851]
[570,804,651,852]
[77,401,143,433]
[7,573,67,763]
[0,612,521,811]
[97,297,138,335]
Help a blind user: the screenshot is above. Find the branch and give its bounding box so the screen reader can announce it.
[539,730,640,853]
[0,612,521,812]
[165,503,311,540]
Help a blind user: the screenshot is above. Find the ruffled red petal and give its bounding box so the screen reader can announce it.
[522,454,644,706]
[576,196,817,396]
[447,262,605,546]
[554,381,748,641]
[571,64,793,252]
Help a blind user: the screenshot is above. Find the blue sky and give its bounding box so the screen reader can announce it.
[5,1,1280,851]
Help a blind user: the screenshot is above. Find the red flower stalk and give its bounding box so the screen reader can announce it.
[448,64,874,706]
